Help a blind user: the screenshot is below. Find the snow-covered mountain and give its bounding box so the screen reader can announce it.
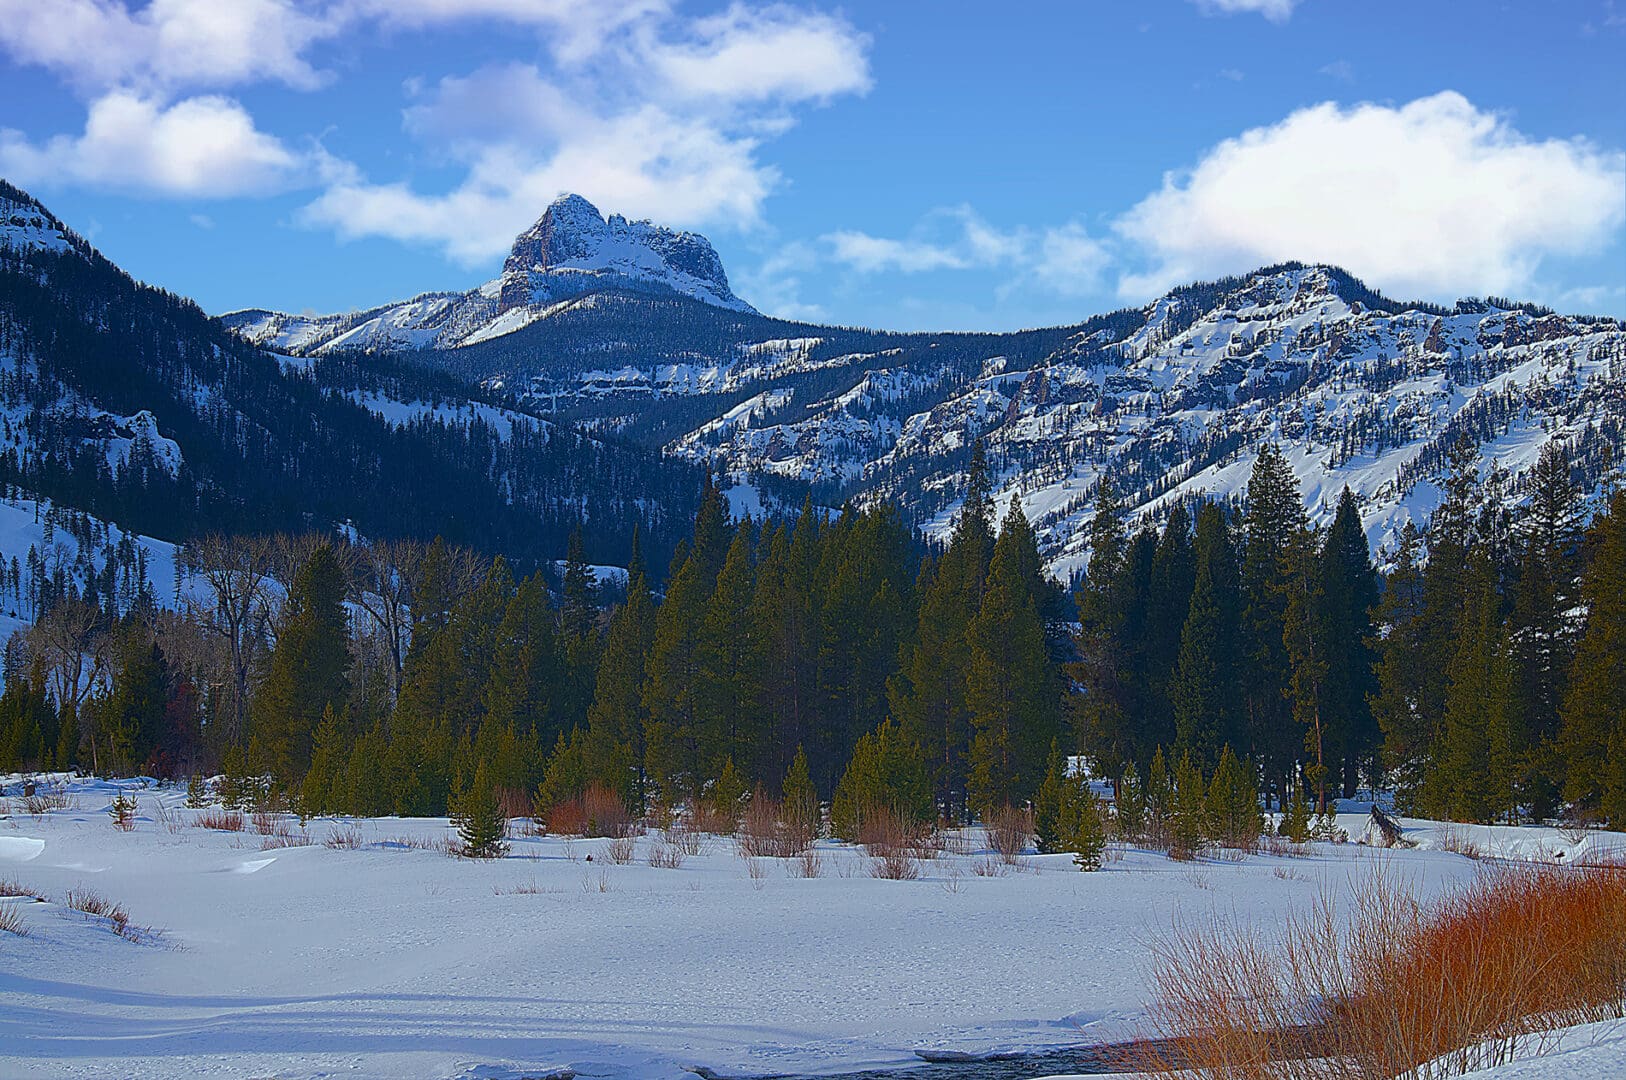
[219,186,1623,577]
[221,194,751,355]
[481,265,1622,577]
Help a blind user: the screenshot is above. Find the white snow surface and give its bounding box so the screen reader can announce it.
[7,777,1618,1080]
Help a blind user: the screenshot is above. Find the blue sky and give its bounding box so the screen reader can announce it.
[2,0,1623,331]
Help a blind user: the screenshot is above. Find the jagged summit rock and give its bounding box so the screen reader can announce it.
[498,193,752,314]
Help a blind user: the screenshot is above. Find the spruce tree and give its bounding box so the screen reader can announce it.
[1371,523,1432,809]
[1169,502,1242,768]
[1560,493,1626,822]
[1432,555,1520,823]
[185,771,208,809]
[1115,762,1145,845]
[781,746,821,843]
[453,760,509,858]
[253,546,349,783]
[1240,443,1306,805]
[1205,746,1262,849]
[967,499,1056,815]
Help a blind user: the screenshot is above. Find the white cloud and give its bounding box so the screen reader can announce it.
[0,91,312,197]
[825,231,969,274]
[0,0,335,93]
[1192,0,1299,21]
[820,207,1110,298]
[1319,59,1354,81]
[644,4,872,104]
[1035,224,1111,297]
[1114,91,1626,302]
[305,105,776,264]
[304,5,870,260]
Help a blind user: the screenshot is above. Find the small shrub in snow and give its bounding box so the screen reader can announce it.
[196,809,244,832]
[985,805,1031,864]
[20,790,70,817]
[108,792,136,831]
[667,823,705,856]
[792,847,823,879]
[324,825,365,850]
[0,902,26,937]
[646,841,684,869]
[184,774,209,808]
[602,834,635,864]
[0,879,43,900]
[869,847,919,880]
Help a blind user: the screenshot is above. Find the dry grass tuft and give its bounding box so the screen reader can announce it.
[324,824,365,850]
[0,902,25,936]
[20,790,72,817]
[986,805,1031,864]
[64,887,163,945]
[1137,861,1626,1080]
[646,840,685,869]
[1437,825,1484,860]
[545,783,635,838]
[0,879,44,900]
[737,791,813,858]
[196,808,244,832]
[602,834,636,864]
[792,846,824,879]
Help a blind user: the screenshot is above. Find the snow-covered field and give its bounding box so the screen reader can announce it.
[0,777,1621,1080]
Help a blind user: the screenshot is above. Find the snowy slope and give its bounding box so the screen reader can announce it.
[0,776,1539,1080]
[652,265,1623,577]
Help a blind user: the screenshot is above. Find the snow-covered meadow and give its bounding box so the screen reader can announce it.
[0,776,1621,1080]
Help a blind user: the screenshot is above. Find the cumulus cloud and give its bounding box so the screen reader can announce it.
[306,104,777,264]
[643,4,873,103]
[304,5,871,260]
[1192,0,1299,21]
[1114,91,1626,302]
[0,91,313,197]
[818,207,1109,298]
[0,0,336,93]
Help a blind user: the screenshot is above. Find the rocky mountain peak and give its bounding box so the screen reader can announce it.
[497,193,753,314]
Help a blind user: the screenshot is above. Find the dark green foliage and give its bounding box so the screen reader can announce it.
[185,772,208,809]
[452,760,509,858]
[1205,746,1262,849]
[781,746,820,841]
[830,719,933,841]
[254,546,349,781]
[1561,493,1626,824]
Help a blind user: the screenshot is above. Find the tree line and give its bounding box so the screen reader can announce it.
[2,439,1622,832]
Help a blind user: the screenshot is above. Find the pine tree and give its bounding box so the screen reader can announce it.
[1319,488,1380,797]
[695,527,762,781]
[1169,503,1242,769]
[1145,746,1171,847]
[1115,762,1145,844]
[781,746,820,842]
[642,542,711,805]
[586,562,656,809]
[1240,443,1306,805]
[1279,779,1311,843]
[1063,785,1108,871]
[1371,523,1432,810]
[830,719,933,841]
[1560,493,1626,823]
[185,771,207,809]
[452,759,508,858]
[1283,525,1331,812]
[108,790,135,831]
[1205,746,1262,849]
[299,706,345,817]
[1145,506,1195,754]
[892,448,994,820]
[253,545,349,783]
[1033,744,1070,854]
[967,499,1057,815]
[1168,752,1208,859]
[1431,555,1520,823]
[708,755,748,831]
